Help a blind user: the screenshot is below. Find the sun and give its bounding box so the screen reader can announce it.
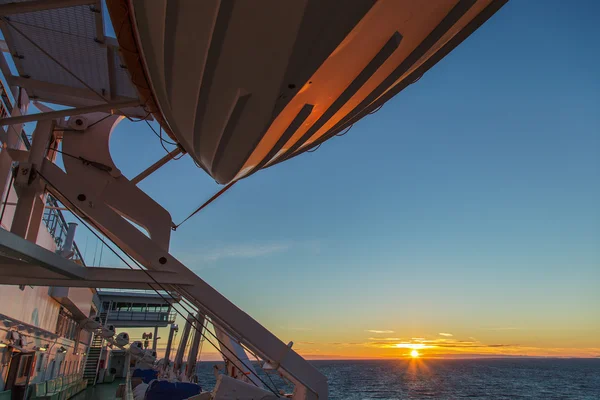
[410,349,420,358]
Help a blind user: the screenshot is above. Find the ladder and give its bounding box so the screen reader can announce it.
[82,304,110,386]
[82,334,103,386]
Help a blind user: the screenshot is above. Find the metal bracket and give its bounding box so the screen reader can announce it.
[13,162,43,191]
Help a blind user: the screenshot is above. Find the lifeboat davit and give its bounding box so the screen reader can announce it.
[80,316,103,332]
[129,341,145,358]
[115,332,130,347]
[100,324,116,339]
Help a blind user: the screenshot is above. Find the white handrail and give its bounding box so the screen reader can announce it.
[124,368,134,400]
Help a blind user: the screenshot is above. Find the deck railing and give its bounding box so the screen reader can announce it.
[124,369,134,400]
[42,195,86,265]
[106,310,177,323]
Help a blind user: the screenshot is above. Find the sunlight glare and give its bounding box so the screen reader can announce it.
[411,349,419,358]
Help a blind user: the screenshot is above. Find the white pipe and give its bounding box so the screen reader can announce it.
[62,222,77,254]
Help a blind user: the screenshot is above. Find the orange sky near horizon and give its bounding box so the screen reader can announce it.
[127,319,600,363]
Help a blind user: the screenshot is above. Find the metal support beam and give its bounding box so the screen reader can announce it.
[0,99,140,126]
[0,277,183,290]
[186,313,204,380]
[8,76,123,104]
[0,202,70,211]
[61,222,78,256]
[0,0,94,15]
[130,148,183,185]
[163,323,178,373]
[10,119,53,238]
[0,263,195,288]
[9,180,36,237]
[93,1,104,44]
[0,92,29,203]
[0,228,86,279]
[24,196,45,242]
[152,326,158,350]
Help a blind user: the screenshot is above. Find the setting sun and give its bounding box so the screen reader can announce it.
[411,349,420,358]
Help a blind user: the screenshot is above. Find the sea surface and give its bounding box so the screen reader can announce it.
[196,358,600,399]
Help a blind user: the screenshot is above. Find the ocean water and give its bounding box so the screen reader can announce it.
[196,358,600,399]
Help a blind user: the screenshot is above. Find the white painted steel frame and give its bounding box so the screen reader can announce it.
[0,102,327,400]
[39,152,328,399]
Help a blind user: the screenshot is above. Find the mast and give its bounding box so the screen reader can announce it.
[162,323,178,373]
[186,313,204,380]
[173,314,192,375]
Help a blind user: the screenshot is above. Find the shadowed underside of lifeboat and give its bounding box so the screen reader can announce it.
[107,0,507,184]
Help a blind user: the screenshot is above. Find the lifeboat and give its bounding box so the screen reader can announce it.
[107,0,507,183]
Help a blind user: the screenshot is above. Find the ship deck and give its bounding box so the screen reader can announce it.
[71,380,124,400]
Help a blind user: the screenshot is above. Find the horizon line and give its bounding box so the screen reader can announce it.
[192,355,600,363]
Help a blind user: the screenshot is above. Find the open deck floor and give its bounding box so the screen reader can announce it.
[71,380,123,400]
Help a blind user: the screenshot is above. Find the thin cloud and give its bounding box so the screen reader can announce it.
[366,330,394,334]
[368,337,401,341]
[439,332,453,337]
[432,343,515,349]
[367,336,517,350]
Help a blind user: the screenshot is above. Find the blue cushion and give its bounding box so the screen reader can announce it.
[145,380,201,400]
[131,368,158,383]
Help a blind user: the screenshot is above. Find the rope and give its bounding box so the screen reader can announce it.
[48,148,113,173]
[87,114,112,129]
[36,171,280,397]
[158,125,185,160]
[335,124,354,137]
[173,181,237,230]
[303,96,384,156]
[410,74,423,85]
[145,120,176,145]
[306,143,321,153]
[368,104,384,115]
[143,120,185,160]
[243,342,282,394]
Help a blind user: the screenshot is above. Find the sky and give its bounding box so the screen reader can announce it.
[75,0,600,360]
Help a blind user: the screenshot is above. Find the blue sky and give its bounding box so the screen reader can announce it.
[87,0,600,357]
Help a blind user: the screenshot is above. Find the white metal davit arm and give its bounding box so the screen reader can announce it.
[20,115,327,399]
